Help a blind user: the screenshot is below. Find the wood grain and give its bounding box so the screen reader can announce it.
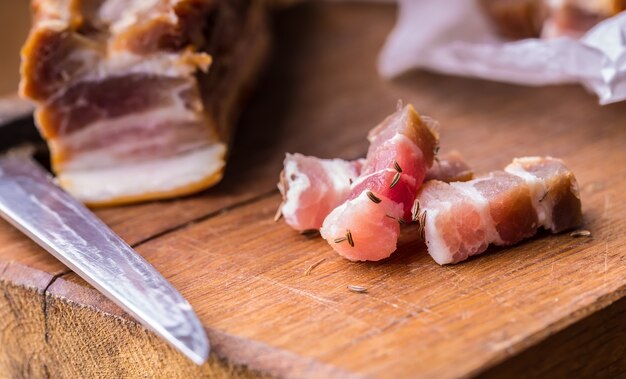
[1,2,626,378]
[481,296,626,378]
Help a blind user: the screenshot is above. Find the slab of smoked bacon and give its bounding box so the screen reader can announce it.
[20,0,269,206]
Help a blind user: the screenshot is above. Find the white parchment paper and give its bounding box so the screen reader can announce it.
[377,0,626,105]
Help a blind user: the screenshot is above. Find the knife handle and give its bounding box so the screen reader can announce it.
[0,95,34,125]
[0,95,44,156]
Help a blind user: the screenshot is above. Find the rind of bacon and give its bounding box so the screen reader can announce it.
[415,157,582,265]
[320,105,439,262]
[20,0,269,206]
[278,151,472,232]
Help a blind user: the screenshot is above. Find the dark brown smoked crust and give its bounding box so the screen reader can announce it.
[21,29,101,102]
[519,159,583,233]
[475,171,539,243]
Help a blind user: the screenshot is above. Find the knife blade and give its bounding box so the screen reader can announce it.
[0,156,209,365]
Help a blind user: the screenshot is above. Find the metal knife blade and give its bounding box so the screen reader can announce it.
[0,156,209,365]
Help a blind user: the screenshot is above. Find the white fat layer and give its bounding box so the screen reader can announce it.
[423,208,451,265]
[388,134,423,159]
[281,156,311,223]
[36,0,74,26]
[350,168,395,188]
[86,51,202,81]
[505,161,553,230]
[320,159,358,191]
[451,180,503,245]
[60,140,208,172]
[35,19,67,31]
[59,145,226,203]
[99,0,165,34]
[320,201,347,238]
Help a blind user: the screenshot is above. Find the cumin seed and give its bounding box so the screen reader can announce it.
[411,201,420,222]
[390,172,401,189]
[347,285,368,293]
[570,230,591,238]
[367,191,382,204]
[334,236,347,244]
[346,230,355,247]
[393,160,403,173]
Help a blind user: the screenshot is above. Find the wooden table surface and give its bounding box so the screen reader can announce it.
[1,3,625,378]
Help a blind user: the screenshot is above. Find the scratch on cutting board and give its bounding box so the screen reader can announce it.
[379,292,442,318]
[446,267,534,320]
[367,294,400,310]
[252,274,380,331]
[362,288,451,338]
[177,235,223,256]
[331,313,413,353]
[253,274,337,306]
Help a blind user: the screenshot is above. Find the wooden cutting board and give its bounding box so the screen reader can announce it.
[1,3,625,378]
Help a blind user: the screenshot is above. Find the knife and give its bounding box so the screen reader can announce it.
[0,99,209,365]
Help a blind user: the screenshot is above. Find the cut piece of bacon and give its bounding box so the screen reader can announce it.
[320,105,439,261]
[425,151,474,183]
[349,105,439,221]
[415,157,582,265]
[321,191,404,262]
[20,0,269,206]
[278,151,472,232]
[278,154,362,232]
[505,156,583,233]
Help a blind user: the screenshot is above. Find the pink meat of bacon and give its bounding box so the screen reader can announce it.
[278,151,472,232]
[320,105,439,261]
[415,157,582,265]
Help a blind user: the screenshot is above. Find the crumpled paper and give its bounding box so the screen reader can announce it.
[378,0,626,105]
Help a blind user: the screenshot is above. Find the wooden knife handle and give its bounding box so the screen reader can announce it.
[0,95,43,153]
[0,95,34,126]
